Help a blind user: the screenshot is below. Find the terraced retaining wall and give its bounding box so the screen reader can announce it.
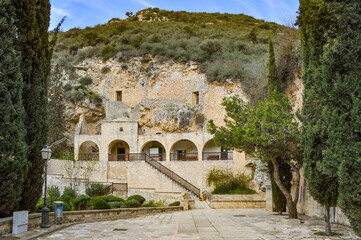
[0,206,182,235]
[209,194,266,209]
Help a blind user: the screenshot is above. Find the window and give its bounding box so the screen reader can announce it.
[116,91,122,102]
[192,91,199,104]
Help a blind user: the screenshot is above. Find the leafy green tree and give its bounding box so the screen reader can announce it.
[267,36,293,214]
[208,90,302,218]
[48,64,67,157]
[13,0,52,211]
[0,0,28,217]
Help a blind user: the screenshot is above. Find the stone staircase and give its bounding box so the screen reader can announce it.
[144,154,201,197]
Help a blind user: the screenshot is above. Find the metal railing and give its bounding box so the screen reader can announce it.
[96,182,128,196]
[108,153,146,161]
[145,154,200,197]
[78,153,99,161]
[202,152,233,161]
[170,152,198,161]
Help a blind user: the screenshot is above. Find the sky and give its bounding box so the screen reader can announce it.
[50,0,300,31]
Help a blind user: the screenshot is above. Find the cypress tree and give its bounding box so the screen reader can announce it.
[267,36,293,214]
[47,64,67,157]
[13,0,52,211]
[321,1,361,236]
[0,0,28,217]
[297,0,351,235]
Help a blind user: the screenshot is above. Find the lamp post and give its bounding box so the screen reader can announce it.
[40,146,51,228]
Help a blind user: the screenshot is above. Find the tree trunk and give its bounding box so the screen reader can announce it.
[324,205,332,236]
[270,158,298,219]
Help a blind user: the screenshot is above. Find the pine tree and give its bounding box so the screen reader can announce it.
[0,0,28,217]
[14,0,52,211]
[48,64,67,157]
[267,36,293,214]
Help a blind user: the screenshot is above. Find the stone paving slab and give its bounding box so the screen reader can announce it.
[3,209,360,240]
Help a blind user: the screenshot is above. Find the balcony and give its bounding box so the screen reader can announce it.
[202,152,233,161]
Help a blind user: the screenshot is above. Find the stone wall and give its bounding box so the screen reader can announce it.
[209,193,266,209]
[0,207,182,235]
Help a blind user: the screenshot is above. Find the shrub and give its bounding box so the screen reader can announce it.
[71,195,91,210]
[63,201,72,211]
[207,168,255,195]
[101,45,115,60]
[104,196,125,202]
[48,186,60,206]
[86,183,106,197]
[199,39,222,56]
[79,76,93,85]
[64,83,73,92]
[126,199,141,208]
[92,94,103,107]
[168,201,180,206]
[127,195,145,204]
[61,187,77,202]
[101,66,111,74]
[109,201,125,208]
[35,197,44,212]
[72,90,85,102]
[91,197,111,209]
[142,200,157,207]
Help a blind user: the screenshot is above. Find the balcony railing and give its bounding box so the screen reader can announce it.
[202,152,233,161]
[108,153,146,161]
[170,152,198,161]
[78,153,99,161]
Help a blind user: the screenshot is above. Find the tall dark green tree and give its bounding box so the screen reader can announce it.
[298,0,361,236]
[13,0,52,211]
[297,0,337,235]
[320,1,361,236]
[0,0,28,217]
[267,36,293,214]
[48,64,67,157]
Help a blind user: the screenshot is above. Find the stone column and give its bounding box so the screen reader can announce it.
[265,180,273,212]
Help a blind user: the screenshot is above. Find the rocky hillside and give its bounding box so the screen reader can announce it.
[50,8,301,153]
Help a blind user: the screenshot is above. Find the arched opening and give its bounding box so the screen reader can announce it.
[170,139,198,161]
[141,141,166,161]
[78,141,99,161]
[202,139,233,160]
[108,140,130,161]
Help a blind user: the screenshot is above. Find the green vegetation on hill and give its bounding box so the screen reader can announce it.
[53,8,297,102]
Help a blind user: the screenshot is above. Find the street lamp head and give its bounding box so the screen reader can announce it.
[41,146,52,160]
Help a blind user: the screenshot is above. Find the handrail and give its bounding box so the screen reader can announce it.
[144,154,200,197]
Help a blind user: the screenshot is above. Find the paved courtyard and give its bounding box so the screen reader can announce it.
[36,209,359,240]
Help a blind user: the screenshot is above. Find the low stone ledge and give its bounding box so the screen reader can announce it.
[0,206,182,235]
[209,193,266,209]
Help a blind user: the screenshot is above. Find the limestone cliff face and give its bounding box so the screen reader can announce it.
[63,55,303,135]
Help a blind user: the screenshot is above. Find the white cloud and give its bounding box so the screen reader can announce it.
[51,6,72,17]
[262,0,276,9]
[133,0,155,8]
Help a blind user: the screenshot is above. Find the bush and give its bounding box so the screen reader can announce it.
[109,201,125,208]
[61,187,77,202]
[35,197,44,212]
[79,76,93,85]
[142,200,157,207]
[71,195,91,210]
[126,199,141,208]
[63,201,72,211]
[91,197,111,209]
[127,195,145,204]
[103,196,125,202]
[64,83,73,92]
[168,201,180,206]
[207,168,255,195]
[101,66,111,74]
[86,183,106,197]
[92,94,103,107]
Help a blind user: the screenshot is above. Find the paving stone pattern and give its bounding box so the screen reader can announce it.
[38,209,359,240]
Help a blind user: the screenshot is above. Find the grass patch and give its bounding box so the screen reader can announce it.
[314,232,343,237]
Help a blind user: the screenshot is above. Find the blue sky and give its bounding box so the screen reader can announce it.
[50,0,300,31]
